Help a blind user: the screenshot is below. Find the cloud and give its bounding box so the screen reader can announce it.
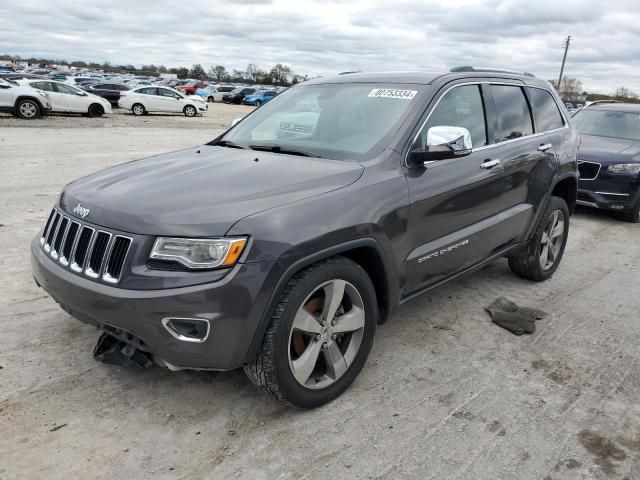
[1,0,639,92]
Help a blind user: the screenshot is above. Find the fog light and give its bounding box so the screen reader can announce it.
[162,317,210,343]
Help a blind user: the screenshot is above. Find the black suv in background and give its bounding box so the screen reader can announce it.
[82,83,130,106]
[572,103,640,222]
[32,68,579,408]
[222,87,257,104]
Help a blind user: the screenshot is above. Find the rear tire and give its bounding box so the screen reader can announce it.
[87,103,104,117]
[508,196,570,281]
[255,100,262,107]
[184,105,197,117]
[132,103,145,116]
[244,256,377,408]
[16,99,41,119]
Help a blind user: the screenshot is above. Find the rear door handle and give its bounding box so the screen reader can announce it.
[537,143,553,152]
[481,159,501,169]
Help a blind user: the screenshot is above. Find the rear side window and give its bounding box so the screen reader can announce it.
[138,87,156,95]
[421,84,488,149]
[490,85,533,143]
[527,87,564,132]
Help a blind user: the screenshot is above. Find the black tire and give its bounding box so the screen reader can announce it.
[131,103,145,116]
[255,100,262,107]
[619,201,640,223]
[508,196,570,281]
[208,96,214,103]
[184,105,197,117]
[16,99,41,119]
[87,103,104,117]
[244,256,377,408]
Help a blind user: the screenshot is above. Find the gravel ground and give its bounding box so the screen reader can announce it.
[0,115,639,480]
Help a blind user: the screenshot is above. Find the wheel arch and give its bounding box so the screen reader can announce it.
[551,173,578,214]
[15,95,46,113]
[244,238,394,364]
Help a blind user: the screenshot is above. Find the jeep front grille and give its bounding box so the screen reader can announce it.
[40,208,132,284]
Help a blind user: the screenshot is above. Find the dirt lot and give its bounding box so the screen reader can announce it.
[1,110,639,480]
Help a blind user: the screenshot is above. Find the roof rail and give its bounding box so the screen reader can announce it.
[584,100,622,108]
[450,66,535,78]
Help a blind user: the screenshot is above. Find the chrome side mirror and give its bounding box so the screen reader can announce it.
[231,117,242,127]
[407,126,472,167]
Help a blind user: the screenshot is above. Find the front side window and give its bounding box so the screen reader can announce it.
[491,85,534,142]
[157,88,178,97]
[419,84,487,150]
[54,83,81,95]
[572,109,640,142]
[528,87,564,132]
[220,82,424,160]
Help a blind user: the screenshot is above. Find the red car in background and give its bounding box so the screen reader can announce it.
[176,81,208,95]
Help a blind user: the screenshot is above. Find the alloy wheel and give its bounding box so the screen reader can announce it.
[20,102,37,118]
[287,279,365,390]
[539,209,565,270]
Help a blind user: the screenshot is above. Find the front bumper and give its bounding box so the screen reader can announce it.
[577,167,640,211]
[31,236,275,370]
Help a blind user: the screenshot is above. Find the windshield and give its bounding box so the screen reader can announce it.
[219,83,424,160]
[572,109,640,142]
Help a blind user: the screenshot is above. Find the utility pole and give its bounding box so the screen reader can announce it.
[557,36,571,94]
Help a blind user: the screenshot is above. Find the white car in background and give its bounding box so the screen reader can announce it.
[0,77,51,119]
[118,86,207,116]
[210,85,236,102]
[17,79,112,117]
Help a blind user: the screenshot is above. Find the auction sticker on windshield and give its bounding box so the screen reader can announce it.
[368,88,417,100]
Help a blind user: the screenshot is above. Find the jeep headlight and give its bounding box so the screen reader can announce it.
[150,237,247,269]
[607,163,640,175]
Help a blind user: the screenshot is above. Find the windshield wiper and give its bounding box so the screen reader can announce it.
[249,144,322,158]
[213,140,246,149]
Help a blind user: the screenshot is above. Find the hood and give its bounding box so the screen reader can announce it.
[578,134,640,165]
[60,146,364,236]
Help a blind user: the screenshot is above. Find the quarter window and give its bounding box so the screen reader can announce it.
[527,87,564,132]
[420,84,488,150]
[490,85,534,142]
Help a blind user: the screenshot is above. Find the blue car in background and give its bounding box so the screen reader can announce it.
[242,89,278,106]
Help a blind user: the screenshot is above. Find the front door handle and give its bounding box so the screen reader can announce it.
[481,159,501,169]
[537,143,553,152]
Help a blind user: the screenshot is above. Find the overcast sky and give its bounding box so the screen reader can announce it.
[1,0,639,93]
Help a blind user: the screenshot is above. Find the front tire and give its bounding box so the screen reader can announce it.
[16,99,41,119]
[244,257,377,408]
[184,105,197,117]
[509,196,570,281]
[255,100,262,107]
[619,201,640,223]
[87,103,104,117]
[207,96,214,103]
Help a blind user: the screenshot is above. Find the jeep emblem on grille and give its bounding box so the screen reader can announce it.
[72,203,90,219]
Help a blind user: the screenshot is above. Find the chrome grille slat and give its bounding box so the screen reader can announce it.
[85,231,111,278]
[60,221,80,266]
[51,217,69,260]
[39,208,132,285]
[44,212,61,253]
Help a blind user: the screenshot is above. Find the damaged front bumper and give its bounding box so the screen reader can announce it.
[31,236,274,370]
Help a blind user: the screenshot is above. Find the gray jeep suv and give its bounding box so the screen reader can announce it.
[32,67,579,408]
